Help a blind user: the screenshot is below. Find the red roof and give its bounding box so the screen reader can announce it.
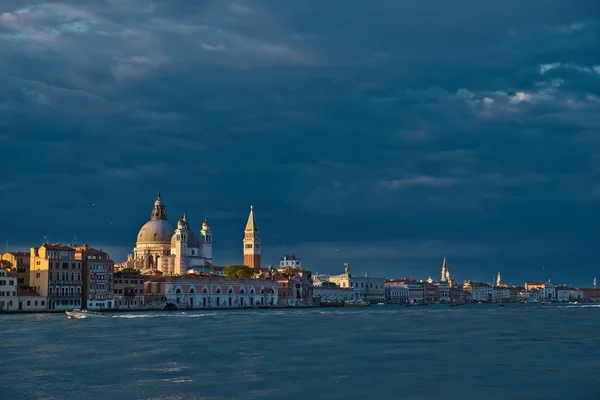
[17,288,40,297]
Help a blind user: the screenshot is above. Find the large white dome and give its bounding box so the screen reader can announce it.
[137,220,177,244]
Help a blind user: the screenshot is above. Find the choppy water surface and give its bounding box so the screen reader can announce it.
[1,304,599,400]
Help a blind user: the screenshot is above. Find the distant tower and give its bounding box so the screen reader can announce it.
[173,214,189,275]
[200,216,213,261]
[441,257,450,282]
[496,272,502,287]
[243,205,261,269]
[594,277,597,289]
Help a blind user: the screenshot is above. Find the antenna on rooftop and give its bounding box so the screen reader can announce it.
[74,236,77,246]
[5,240,7,253]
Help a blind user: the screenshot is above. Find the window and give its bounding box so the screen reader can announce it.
[27,301,31,306]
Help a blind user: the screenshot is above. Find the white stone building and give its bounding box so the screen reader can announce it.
[384,281,410,304]
[525,281,557,302]
[314,283,359,303]
[119,194,213,275]
[328,264,385,303]
[465,282,493,301]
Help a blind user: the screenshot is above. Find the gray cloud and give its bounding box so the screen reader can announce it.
[1,0,599,285]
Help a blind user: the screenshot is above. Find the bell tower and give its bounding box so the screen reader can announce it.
[243,205,261,269]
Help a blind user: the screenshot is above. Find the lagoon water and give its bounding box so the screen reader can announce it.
[1,304,599,400]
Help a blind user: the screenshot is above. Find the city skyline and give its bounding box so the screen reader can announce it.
[1,1,599,286]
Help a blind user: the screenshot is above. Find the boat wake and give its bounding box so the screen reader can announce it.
[111,313,218,319]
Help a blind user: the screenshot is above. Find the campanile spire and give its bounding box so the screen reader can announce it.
[243,205,261,269]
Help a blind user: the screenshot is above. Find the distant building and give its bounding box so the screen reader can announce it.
[422,280,439,303]
[463,281,493,302]
[0,268,18,311]
[280,254,302,268]
[276,265,313,307]
[582,288,600,302]
[525,281,556,302]
[0,251,30,286]
[384,280,409,304]
[555,286,583,302]
[314,282,358,303]
[30,244,83,310]
[329,264,385,303]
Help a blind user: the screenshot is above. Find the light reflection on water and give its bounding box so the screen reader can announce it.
[1,304,599,400]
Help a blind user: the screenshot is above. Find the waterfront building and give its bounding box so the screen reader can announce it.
[0,268,17,311]
[525,281,556,302]
[449,287,467,304]
[436,281,450,302]
[463,281,493,302]
[387,278,424,303]
[243,206,261,269]
[329,264,385,303]
[144,275,278,309]
[495,286,511,302]
[384,280,409,304]
[0,251,30,286]
[118,194,213,275]
[276,266,314,307]
[422,279,439,303]
[555,286,583,302]
[1,268,48,311]
[314,282,358,303]
[30,244,82,310]
[581,288,600,302]
[74,245,114,310]
[16,288,47,311]
[113,273,146,309]
[509,286,527,302]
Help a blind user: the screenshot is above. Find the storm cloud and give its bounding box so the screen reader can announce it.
[1,0,599,286]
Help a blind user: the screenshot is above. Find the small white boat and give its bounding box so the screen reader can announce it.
[66,309,106,319]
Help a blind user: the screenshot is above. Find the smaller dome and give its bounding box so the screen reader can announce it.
[170,229,201,248]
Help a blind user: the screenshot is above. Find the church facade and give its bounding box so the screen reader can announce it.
[119,193,213,275]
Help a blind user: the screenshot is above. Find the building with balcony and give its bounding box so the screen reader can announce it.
[75,245,115,310]
[114,273,146,309]
[30,244,82,310]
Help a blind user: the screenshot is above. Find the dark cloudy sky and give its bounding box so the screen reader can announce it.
[1,1,599,286]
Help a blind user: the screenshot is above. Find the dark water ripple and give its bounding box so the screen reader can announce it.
[1,304,599,400]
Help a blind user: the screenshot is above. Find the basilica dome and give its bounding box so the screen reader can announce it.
[137,219,177,244]
[136,192,177,245]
